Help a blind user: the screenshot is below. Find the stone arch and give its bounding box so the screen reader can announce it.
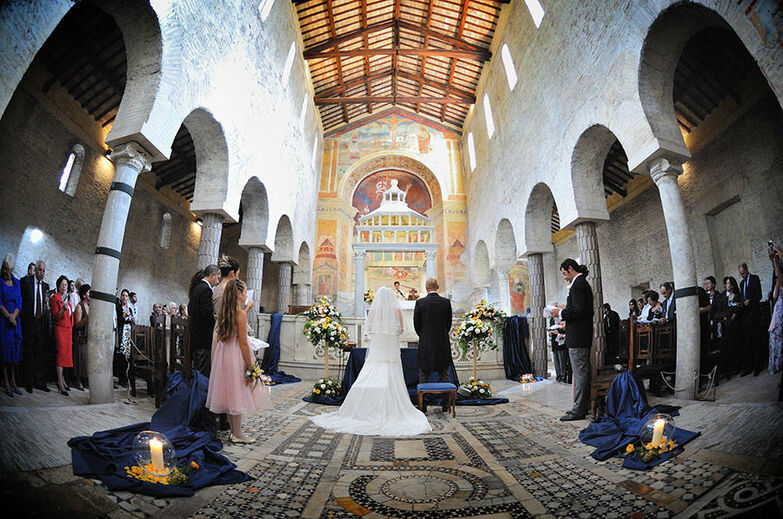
[524,183,558,254]
[494,218,517,269]
[472,240,491,287]
[238,177,270,249]
[339,154,444,207]
[293,241,312,285]
[183,108,232,220]
[637,2,782,163]
[569,124,618,225]
[272,214,294,262]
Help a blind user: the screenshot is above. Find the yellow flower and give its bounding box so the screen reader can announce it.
[668,440,676,450]
[625,443,635,453]
[191,461,200,470]
[315,389,321,394]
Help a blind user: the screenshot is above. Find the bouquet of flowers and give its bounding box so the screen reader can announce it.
[464,299,506,333]
[621,439,678,464]
[454,315,494,360]
[304,315,349,351]
[520,374,536,383]
[310,377,341,399]
[460,377,493,398]
[123,460,200,486]
[303,296,343,321]
[364,288,374,304]
[245,361,271,390]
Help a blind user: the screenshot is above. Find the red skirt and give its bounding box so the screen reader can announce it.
[55,325,73,368]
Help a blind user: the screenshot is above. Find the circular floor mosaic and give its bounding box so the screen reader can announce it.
[380,474,458,504]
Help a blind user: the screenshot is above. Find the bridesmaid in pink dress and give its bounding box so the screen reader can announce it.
[206,278,271,443]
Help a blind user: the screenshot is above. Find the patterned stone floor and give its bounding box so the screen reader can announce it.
[0,374,781,518]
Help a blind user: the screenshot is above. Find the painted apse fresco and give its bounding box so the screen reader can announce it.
[313,110,469,313]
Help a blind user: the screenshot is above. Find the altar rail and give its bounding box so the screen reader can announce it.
[255,313,506,381]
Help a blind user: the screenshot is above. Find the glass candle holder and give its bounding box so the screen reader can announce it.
[133,431,176,476]
[640,413,675,449]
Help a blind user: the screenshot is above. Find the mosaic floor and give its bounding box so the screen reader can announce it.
[1,376,782,518]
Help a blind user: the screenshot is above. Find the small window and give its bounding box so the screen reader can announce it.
[282,41,296,86]
[160,212,172,249]
[483,94,495,139]
[258,0,276,21]
[467,132,477,172]
[501,44,518,90]
[311,135,319,168]
[299,93,308,130]
[58,143,85,196]
[524,0,545,28]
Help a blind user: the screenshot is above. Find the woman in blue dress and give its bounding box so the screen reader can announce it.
[0,254,23,397]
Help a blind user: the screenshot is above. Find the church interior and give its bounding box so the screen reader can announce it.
[0,0,782,517]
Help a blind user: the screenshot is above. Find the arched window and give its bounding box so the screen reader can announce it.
[467,132,477,172]
[524,0,545,28]
[501,44,518,91]
[58,143,85,196]
[299,93,308,130]
[483,94,495,139]
[258,0,276,22]
[282,41,296,86]
[159,212,172,249]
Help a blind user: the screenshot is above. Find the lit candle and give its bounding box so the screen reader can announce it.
[651,418,665,447]
[149,437,164,473]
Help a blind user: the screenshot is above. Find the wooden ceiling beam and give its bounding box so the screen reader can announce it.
[360,0,373,114]
[397,70,475,100]
[396,20,488,53]
[306,48,489,60]
[302,20,395,57]
[317,70,390,97]
[417,0,435,113]
[315,96,473,104]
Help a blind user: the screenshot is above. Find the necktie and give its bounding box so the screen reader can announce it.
[661,299,667,317]
[35,282,41,318]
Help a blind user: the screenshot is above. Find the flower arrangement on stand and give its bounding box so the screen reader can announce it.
[303,297,349,381]
[309,377,341,399]
[454,300,506,380]
[363,288,374,305]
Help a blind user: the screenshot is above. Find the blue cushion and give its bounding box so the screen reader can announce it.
[417,383,457,392]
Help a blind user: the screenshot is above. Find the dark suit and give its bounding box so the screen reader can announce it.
[603,309,620,360]
[414,292,453,383]
[20,275,50,389]
[560,274,593,417]
[188,280,215,376]
[661,296,676,321]
[739,273,763,373]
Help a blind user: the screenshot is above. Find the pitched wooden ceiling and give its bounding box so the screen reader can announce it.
[294,0,509,133]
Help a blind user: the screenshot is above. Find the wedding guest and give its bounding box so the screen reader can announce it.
[768,242,782,375]
[213,255,240,314]
[114,289,134,387]
[188,265,220,376]
[738,262,763,375]
[551,259,593,421]
[20,260,50,393]
[168,302,177,319]
[549,318,571,383]
[0,255,23,397]
[659,282,675,322]
[178,304,188,318]
[67,279,80,312]
[703,277,724,348]
[149,303,160,326]
[25,263,35,279]
[646,291,664,321]
[638,291,653,322]
[628,299,640,319]
[51,275,73,396]
[72,283,90,390]
[603,303,620,361]
[206,278,270,443]
[720,276,742,377]
[129,292,138,325]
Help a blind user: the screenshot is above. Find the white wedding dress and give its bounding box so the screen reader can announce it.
[310,288,432,436]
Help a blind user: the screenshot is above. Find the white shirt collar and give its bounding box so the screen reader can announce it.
[202,278,213,291]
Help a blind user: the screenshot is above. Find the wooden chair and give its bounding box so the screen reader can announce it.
[129,325,154,400]
[168,317,191,380]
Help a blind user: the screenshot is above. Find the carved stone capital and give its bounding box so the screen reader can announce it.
[354,249,366,260]
[109,142,153,173]
[648,157,683,185]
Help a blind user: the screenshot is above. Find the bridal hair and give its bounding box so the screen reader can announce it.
[559,258,589,277]
[366,286,402,335]
[217,278,246,341]
[218,254,240,278]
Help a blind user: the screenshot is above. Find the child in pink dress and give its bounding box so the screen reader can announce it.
[206,279,271,443]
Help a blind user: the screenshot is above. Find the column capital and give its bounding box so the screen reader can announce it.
[353,249,366,259]
[648,157,683,184]
[495,264,512,276]
[109,142,153,173]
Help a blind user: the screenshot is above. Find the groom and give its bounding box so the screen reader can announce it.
[414,278,453,411]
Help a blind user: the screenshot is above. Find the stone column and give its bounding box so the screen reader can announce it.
[276,261,293,314]
[425,250,437,279]
[197,213,223,268]
[650,158,700,399]
[575,221,606,369]
[528,253,547,378]
[354,249,365,317]
[246,246,264,327]
[495,265,512,315]
[294,283,312,306]
[87,142,152,404]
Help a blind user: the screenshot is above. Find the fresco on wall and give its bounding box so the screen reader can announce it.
[352,169,432,223]
[509,264,530,315]
[313,220,338,297]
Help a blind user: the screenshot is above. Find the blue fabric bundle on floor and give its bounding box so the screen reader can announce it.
[261,313,301,384]
[579,371,700,469]
[68,371,250,497]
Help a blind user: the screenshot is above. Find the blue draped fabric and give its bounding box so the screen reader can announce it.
[68,371,250,497]
[261,314,301,384]
[578,371,701,469]
[503,316,533,380]
[304,348,508,406]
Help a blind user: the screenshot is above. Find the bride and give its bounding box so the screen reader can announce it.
[309,286,432,436]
